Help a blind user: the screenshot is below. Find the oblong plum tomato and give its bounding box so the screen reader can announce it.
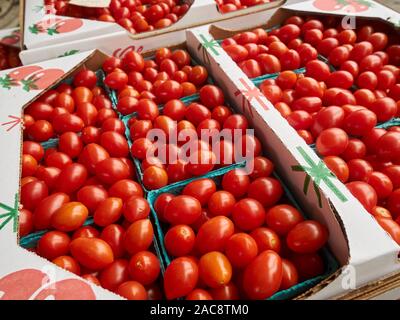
[21,180,48,211]
[316,128,349,156]
[94,197,123,227]
[195,216,234,254]
[286,221,329,253]
[232,198,265,231]
[199,252,232,289]
[51,201,88,232]
[243,250,283,300]
[99,259,130,292]
[346,181,377,212]
[128,251,160,285]
[225,233,258,268]
[70,237,114,270]
[122,196,150,223]
[182,178,216,206]
[164,224,195,257]
[164,195,202,225]
[265,204,304,236]
[77,185,108,213]
[100,224,126,259]
[95,158,130,185]
[108,179,143,202]
[37,231,70,260]
[123,219,154,255]
[163,257,198,300]
[55,163,88,194]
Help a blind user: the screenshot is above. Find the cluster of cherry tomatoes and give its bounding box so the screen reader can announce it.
[0,44,21,71]
[20,68,164,300]
[102,48,260,190]
[155,162,329,300]
[215,0,272,14]
[222,16,400,244]
[46,0,190,34]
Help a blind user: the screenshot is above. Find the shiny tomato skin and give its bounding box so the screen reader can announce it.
[22,154,38,178]
[143,166,169,190]
[286,221,329,253]
[45,152,72,170]
[100,224,126,259]
[95,158,130,185]
[195,216,234,255]
[70,237,114,270]
[52,255,81,275]
[72,226,99,239]
[280,259,299,290]
[221,169,250,198]
[52,113,84,134]
[250,227,281,253]
[128,251,160,285]
[346,181,378,212]
[164,257,199,300]
[23,141,44,162]
[19,208,33,237]
[100,131,129,158]
[207,191,236,217]
[154,193,175,222]
[247,177,283,207]
[199,252,232,289]
[33,192,70,230]
[58,132,83,159]
[243,250,283,300]
[116,281,148,300]
[186,289,213,300]
[37,231,70,260]
[164,195,202,225]
[94,197,123,227]
[232,198,266,231]
[376,217,400,244]
[122,196,150,223]
[27,120,54,142]
[164,224,195,257]
[225,233,258,268]
[123,219,154,255]
[77,185,108,213]
[265,204,304,236]
[323,156,349,183]
[316,128,349,156]
[55,163,88,195]
[78,143,110,174]
[182,179,216,206]
[108,179,143,202]
[21,180,49,211]
[99,259,130,292]
[51,202,89,232]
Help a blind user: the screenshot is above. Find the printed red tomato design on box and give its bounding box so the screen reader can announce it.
[0,66,64,91]
[29,18,83,36]
[0,268,96,300]
[313,0,372,13]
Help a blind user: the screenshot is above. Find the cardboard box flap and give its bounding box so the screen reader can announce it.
[0,50,97,108]
[284,0,394,19]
